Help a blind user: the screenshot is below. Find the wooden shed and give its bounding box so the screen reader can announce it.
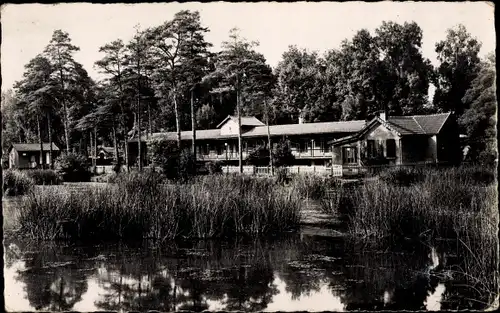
[8,143,61,169]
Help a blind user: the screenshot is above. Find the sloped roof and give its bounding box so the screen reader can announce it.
[11,143,60,152]
[216,115,265,128]
[245,120,366,137]
[330,113,452,146]
[412,113,451,134]
[98,146,115,154]
[130,120,366,142]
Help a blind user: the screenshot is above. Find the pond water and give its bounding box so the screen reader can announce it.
[3,199,496,312]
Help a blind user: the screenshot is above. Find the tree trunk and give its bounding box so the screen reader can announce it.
[191,88,197,163]
[112,122,119,163]
[117,81,129,171]
[57,56,71,153]
[37,116,44,169]
[137,95,142,171]
[237,76,243,174]
[47,112,54,169]
[265,98,273,175]
[148,101,152,137]
[94,127,97,173]
[173,88,181,149]
[89,130,94,173]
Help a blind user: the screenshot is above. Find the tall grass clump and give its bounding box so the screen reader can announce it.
[289,173,342,200]
[26,169,63,185]
[349,166,497,240]
[2,169,34,196]
[378,166,426,186]
[347,165,498,305]
[17,172,302,241]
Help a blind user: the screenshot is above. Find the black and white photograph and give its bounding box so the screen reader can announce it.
[1,2,498,312]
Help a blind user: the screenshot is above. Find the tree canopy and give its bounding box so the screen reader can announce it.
[3,16,495,167]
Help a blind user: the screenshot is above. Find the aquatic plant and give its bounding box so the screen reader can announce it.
[17,173,302,241]
[289,173,342,200]
[346,165,498,305]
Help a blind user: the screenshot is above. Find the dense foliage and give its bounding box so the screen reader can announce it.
[55,152,91,182]
[1,12,495,166]
[147,138,196,181]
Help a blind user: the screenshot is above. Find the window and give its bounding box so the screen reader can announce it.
[367,140,376,158]
[386,139,396,158]
[367,140,384,158]
[342,147,357,164]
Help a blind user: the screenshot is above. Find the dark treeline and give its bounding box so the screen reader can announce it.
[1,11,496,166]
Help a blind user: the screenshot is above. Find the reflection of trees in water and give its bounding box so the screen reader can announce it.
[10,233,487,311]
[277,235,346,300]
[91,236,300,312]
[93,242,177,312]
[12,240,97,311]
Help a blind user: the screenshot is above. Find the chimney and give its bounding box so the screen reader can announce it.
[379,111,386,121]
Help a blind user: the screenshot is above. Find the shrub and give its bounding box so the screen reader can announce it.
[55,152,91,182]
[272,139,295,168]
[112,158,123,174]
[378,166,426,186]
[148,139,196,181]
[275,167,290,184]
[26,169,63,185]
[246,145,270,166]
[2,169,34,196]
[205,161,223,175]
[178,149,196,182]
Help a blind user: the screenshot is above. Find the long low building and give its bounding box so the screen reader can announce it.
[127,115,365,167]
[127,112,461,171]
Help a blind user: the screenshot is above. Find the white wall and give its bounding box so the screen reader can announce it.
[220,119,239,136]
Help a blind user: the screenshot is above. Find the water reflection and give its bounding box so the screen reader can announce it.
[3,231,494,311]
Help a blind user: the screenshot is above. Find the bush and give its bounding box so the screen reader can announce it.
[205,161,223,175]
[246,145,270,166]
[378,166,426,186]
[275,167,290,184]
[26,169,63,185]
[112,158,123,174]
[272,139,295,168]
[148,139,197,181]
[55,152,91,182]
[2,169,34,196]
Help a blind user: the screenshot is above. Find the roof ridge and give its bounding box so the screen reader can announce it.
[412,116,426,134]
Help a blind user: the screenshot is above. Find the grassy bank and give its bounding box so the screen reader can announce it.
[17,173,301,240]
[3,169,63,197]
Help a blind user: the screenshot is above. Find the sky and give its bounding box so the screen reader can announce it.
[1,2,496,92]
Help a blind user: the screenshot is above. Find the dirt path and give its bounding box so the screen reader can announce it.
[299,199,345,237]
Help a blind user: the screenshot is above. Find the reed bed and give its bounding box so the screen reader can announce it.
[17,173,302,241]
[289,173,342,200]
[346,165,498,302]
